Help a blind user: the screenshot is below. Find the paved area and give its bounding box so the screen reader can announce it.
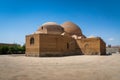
[0,54,120,80]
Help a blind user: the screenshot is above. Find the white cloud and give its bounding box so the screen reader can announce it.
[108,38,114,41]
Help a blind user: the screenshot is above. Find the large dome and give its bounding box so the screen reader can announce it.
[61,22,82,36]
[35,22,64,35]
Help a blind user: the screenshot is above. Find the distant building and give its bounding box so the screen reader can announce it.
[0,43,19,47]
[106,46,120,54]
[25,22,106,57]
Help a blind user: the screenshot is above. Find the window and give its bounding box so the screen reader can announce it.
[67,43,69,49]
[41,26,43,29]
[84,44,89,50]
[30,37,34,45]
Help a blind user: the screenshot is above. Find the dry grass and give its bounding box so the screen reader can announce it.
[0,54,120,80]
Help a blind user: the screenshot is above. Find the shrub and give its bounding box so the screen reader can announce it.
[0,44,25,54]
[0,46,9,54]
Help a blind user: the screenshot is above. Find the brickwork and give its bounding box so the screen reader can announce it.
[25,34,40,56]
[76,38,106,55]
[26,34,81,57]
[25,22,106,57]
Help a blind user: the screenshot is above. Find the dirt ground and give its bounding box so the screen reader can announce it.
[0,54,120,80]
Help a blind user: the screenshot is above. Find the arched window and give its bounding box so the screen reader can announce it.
[67,43,69,49]
[30,37,34,45]
[41,26,43,29]
[84,44,89,49]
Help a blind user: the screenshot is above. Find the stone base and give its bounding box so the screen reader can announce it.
[40,52,82,57]
[25,52,40,57]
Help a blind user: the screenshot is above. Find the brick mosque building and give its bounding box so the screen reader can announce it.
[25,22,106,57]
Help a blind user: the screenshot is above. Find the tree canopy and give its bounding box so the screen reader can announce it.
[0,44,25,54]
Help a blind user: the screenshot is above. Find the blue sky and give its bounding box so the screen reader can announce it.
[0,0,120,46]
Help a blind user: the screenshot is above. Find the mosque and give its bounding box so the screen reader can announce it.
[25,22,106,57]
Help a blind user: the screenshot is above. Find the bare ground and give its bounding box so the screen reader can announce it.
[0,54,120,80]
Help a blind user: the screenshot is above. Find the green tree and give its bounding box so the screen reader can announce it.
[0,46,9,54]
[0,44,25,54]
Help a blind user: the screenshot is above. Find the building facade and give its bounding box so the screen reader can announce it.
[26,22,106,57]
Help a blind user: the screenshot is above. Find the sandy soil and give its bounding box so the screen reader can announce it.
[0,54,120,80]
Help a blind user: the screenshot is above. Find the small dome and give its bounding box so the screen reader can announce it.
[61,22,82,36]
[35,22,64,35]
